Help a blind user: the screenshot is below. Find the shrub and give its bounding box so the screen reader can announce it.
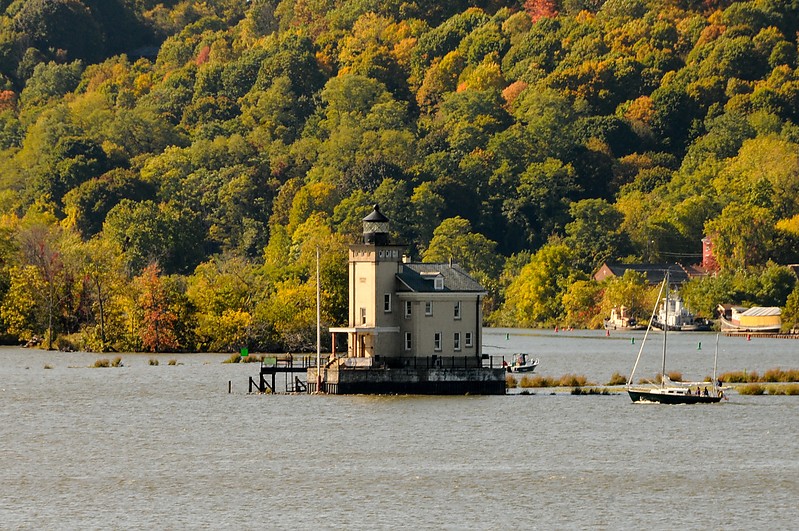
[607,372,627,385]
[667,371,683,382]
[93,359,110,368]
[43,363,53,369]
[55,335,80,352]
[149,358,159,366]
[506,375,517,388]
[168,359,177,365]
[111,357,122,367]
[737,383,765,395]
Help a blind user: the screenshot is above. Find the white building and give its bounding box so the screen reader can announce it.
[329,205,485,365]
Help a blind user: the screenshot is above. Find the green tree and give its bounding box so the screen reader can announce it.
[565,198,629,271]
[562,279,603,328]
[705,203,774,270]
[422,216,500,281]
[496,242,583,326]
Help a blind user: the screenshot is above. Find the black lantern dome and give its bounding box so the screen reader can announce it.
[363,204,389,245]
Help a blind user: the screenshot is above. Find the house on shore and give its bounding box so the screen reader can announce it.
[311,205,505,395]
[593,262,692,285]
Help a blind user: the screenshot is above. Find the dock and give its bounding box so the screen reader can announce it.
[249,355,323,393]
[723,331,799,339]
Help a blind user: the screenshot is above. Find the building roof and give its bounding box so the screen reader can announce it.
[396,263,484,293]
[595,262,691,284]
[740,307,781,317]
[363,204,389,222]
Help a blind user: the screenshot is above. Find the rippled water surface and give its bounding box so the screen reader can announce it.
[1,329,797,529]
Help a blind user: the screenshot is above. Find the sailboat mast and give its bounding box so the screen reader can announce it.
[316,246,322,393]
[713,333,719,389]
[661,270,669,388]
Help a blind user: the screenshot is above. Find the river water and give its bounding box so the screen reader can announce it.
[1,329,797,529]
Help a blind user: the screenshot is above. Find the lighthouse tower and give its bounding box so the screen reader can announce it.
[332,204,405,359]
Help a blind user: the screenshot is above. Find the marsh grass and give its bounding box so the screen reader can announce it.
[43,363,53,369]
[718,370,758,383]
[571,387,614,395]
[737,383,765,395]
[168,359,177,365]
[766,383,799,395]
[606,372,627,385]
[506,375,517,388]
[761,368,799,382]
[224,353,264,363]
[93,359,110,368]
[667,371,683,382]
[559,374,591,387]
[111,357,122,367]
[149,358,159,366]
[719,368,799,383]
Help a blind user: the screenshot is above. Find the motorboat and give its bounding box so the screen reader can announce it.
[506,353,539,373]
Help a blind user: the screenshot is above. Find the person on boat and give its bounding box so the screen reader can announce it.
[703,387,709,396]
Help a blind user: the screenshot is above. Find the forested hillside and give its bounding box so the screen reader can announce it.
[1,0,798,352]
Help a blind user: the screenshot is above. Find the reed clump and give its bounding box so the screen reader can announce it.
[667,371,683,382]
[559,374,590,387]
[527,375,558,387]
[505,375,517,388]
[168,359,177,365]
[606,372,627,386]
[761,368,799,383]
[223,353,241,363]
[718,370,759,383]
[571,387,613,395]
[718,368,799,384]
[43,363,53,369]
[149,358,159,366]
[737,383,765,395]
[239,355,263,363]
[92,358,110,368]
[111,357,122,367]
[766,383,799,395]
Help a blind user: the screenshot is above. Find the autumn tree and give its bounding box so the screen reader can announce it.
[135,263,179,353]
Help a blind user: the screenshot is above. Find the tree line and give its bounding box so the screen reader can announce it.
[0,0,798,351]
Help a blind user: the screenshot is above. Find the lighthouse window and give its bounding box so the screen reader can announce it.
[360,307,367,325]
[384,293,392,313]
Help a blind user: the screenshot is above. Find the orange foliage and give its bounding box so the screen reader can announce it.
[195,45,211,66]
[524,0,559,24]
[0,90,17,111]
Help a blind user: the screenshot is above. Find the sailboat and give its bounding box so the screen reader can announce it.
[626,271,724,404]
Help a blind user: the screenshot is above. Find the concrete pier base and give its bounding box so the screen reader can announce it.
[308,366,506,395]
